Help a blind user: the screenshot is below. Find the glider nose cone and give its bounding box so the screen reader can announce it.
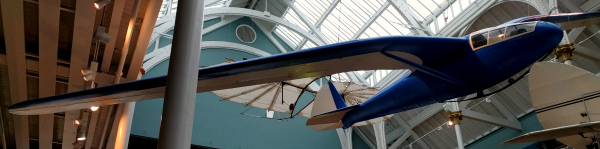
[536,21,564,41]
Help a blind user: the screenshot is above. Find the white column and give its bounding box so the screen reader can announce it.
[454,124,465,149]
[374,121,387,149]
[448,100,464,149]
[345,128,353,149]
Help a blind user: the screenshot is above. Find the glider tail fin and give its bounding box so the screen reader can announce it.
[306,82,357,131]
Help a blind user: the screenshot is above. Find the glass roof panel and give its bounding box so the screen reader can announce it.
[419,0,440,12]
[301,41,317,50]
[319,0,385,43]
[407,0,430,21]
[357,6,412,38]
[157,0,227,19]
[461,0,472,10]
[293,0,336,25]
[274,27,304,48]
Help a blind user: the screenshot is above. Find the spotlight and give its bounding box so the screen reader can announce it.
[81,62,99,82]
[73,119,82,126]
[448,120,454,126]
[90,106,99,111]
[95,26,111,43]
[93,0,111,10]
[81,70,97,81]
[77,137,86,141]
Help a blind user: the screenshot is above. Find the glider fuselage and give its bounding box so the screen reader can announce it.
[341,21,564,127]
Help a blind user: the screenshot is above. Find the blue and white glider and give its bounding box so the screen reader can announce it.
[9,12,600,131]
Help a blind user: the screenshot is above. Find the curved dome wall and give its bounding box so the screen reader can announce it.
[132,17,370,149]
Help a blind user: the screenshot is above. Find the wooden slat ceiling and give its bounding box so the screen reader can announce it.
[0,0,159,148]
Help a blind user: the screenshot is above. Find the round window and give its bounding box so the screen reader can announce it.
[236,24,257,43]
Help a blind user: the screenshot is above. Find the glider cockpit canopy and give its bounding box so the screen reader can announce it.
[470,21,538,50]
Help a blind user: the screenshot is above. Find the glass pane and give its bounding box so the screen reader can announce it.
[471,32,488,48]
[460,0,470,10]
[408,0,431,21]
[437,15,446,29]
[452,1,461,17]
[505,23,536,38]
[420,0,439,12]
[429,23,437,34]
[488,28,506,44]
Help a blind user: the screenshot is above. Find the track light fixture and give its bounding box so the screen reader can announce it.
[81,69,97,81]
[90,106,99,111]
[81,62,99,82]
[73,119,83,126]
[95,26,111,43]
[93,0,111,10]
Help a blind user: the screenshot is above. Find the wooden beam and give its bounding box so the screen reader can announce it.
[0,0,29,148]
[62,0,96,148]
[100,0,127,72]
[38,0,61,148]
[126,0,163,81]
[104,105,123,149]
[84,108,100,149]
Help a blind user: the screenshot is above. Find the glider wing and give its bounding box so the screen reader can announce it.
[10,36,467,115]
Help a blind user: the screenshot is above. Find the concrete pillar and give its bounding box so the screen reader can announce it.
[157,0,205,148]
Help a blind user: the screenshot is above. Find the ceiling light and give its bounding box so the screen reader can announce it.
[77,137,86,141]
[82,70,97,82]
[95,26,111,43]
[82,62,99,82]
[93,0,111,10]
[447,120,454,126]
[73,119,82,126]
[90,106,99,111]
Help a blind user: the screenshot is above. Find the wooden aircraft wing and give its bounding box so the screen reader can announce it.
[503,121,600,144]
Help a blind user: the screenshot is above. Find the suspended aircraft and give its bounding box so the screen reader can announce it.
[503,62,600,149]
[8,12,600,132]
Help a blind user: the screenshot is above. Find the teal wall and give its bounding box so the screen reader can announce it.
[132,17,370,149]
[465,112,545,149]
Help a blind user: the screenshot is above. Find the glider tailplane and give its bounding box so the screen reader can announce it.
[306,82,357,131]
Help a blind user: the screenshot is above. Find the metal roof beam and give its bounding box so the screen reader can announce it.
[386,95,473,145]
[351,2,390,39]
[390,115,431,149]
[388,129,412,149]
[462,109,522,130]
[37,0,61,148]
[388,0,429,36]
[295,0,340,50]
[573,44,600,63]
[252,18,288,53]
[421,0,456,25]
[562,0,600,42]
[284,0,329,44]
[437,0,497,37]
[0,0,30,148]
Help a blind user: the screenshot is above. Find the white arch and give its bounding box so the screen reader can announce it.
[142,41,271,71]
[204,7,326,45]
